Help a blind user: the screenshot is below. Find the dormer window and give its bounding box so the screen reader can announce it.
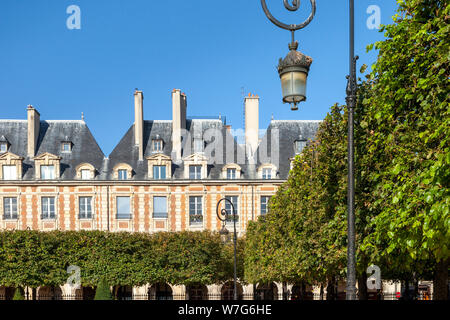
[152,139,163,152]
[76,163,95,180]
[258,164,277,180]
[189,165,202,179]
[2,165,17,180]
[118,169,127,180]
[262,168,271,179]
[294,138,307,154]
[222,164,242,180]
[61,142,72,152]
[81,169,91,180]
[41,165,55,180]
[0,143,7,153]
[227,168,236,179]
[113,163,133,180]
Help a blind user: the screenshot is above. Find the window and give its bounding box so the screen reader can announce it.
[225,196,239,223]
[261,196,271,215]
[153,166,166,179]
[79,197,92,219]
[227,168,236,179]
[153,196,167,218]
[3,197,17,220]
[41,197,55,219]
[2,165,17,180]
[116,196,131,219]
[61,142,72,152]
[152,139,163,152]
[40,165,55,180]
[81,169,91,180]
[0,143,7,153]
[189,165,202,179]
[118,169,127,180]
[189,196,203,225]
[262,168,272,179]
[295,140,307,154]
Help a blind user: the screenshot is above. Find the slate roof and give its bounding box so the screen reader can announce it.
[0,119,105,180]
[0,117,321,181]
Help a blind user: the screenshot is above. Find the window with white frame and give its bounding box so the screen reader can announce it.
[261,196,271,215]
[0,143,7,153]
[116,196,131,219]
[189,196,203,225]
[81,169,91,180]
[3,197,17,220]
[79,197,92,219]
[2,165,17,180]
[226,168,236,179]
[152,139,163,152]
[153,165,166,179]
[262,168,272,179]
[153,196,167,218]
[40,165,55,180]
[225,196,239,223]
[295,140,307,154]
[118,169,127,180]
[189,165,202,180]
[61,142,72,152]
[41,197,55,219]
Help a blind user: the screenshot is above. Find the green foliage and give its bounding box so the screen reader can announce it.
[94,279,112,300]
[0,230,237,288]
[12,287,24,300]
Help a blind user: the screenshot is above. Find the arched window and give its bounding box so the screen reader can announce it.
[113,163,133,180]
[75,163,96,180]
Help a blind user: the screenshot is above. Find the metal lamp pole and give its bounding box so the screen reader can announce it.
[345,0,358,301]
[216,198,237,300]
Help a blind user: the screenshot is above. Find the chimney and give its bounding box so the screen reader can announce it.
[27,105,40,157]
[172,89,187,161]
[134,90,144,161]
[244,93,259,159]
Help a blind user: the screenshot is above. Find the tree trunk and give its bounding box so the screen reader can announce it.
[358,271,368,300]
[319,283,324,300]
[326,277,336,300]
[433,258,449,300]
[282,281,287,300]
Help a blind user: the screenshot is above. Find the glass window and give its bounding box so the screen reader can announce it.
[152,140,163,152]
[189,165,202,179]
[79,197,92,219]
[189,196,203,225]
[61,142,71,152]
[153,196,167,218]
[295,140,307,154]
[225,196,239,223]
[116,196,131,219]
[0,143,7,153]
[41,197,55,219]
[2,165,17,180]
[261,196,271,215]
[3,197,18,220]
[153,165,166,179]
[41,165,55,180]
[81,169,91,180]
[262,168,272,179]
[226,168,236,179]
[118,169,127,180]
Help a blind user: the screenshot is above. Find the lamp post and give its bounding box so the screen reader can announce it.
[261,0,358,300]
[216,198,237,300]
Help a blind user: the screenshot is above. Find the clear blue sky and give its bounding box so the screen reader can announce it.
[0,0,398,155]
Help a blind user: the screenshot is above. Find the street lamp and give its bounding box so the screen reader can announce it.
[216,198,237,300]
[261,0,358,300]
[261,0,316,110]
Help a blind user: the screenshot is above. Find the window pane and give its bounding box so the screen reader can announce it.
[79,197,92,219]
[189,165,201,179]
[160,166,166,179]
[0,143,7,153]
[81,170,90,180]
[3,197,17,219]
[41,165,55,180]
[2,165,17,180]
[118,170,127,180]
[41,197,55,219]
[225,196,239,222]
[261,196,270,215]
[189,196,202,225]
[153,196,167,218]
[117,196,131,218]
[227,168,236,179]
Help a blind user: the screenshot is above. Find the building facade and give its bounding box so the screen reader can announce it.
[0,89,323,299]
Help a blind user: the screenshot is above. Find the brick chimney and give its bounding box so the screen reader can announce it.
[27,105,40,157]
[134,90,144,161]
[244,93,259,160]
[172,89,187,161]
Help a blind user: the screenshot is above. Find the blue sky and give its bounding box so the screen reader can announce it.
[0,0,398,155]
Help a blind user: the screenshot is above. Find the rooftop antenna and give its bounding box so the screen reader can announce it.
[271,113,274,121]
[241,86,245,131]
[81,112,84,121]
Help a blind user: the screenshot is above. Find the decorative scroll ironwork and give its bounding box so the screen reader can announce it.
[261,0,316,32]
